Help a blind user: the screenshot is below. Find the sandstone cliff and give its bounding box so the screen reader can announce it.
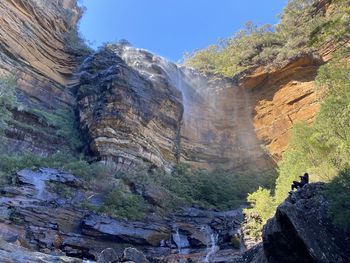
[0,0,83,154]
[0,0,331,172]
[77,45,275,172]
[239,55,322,161]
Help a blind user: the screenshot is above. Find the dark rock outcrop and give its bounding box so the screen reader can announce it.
[97,248,119,263]
[262,183,350,263]
[238,183,350,263]
[0,238,83,263]
[121,247,150,263]
[0,168,245,262]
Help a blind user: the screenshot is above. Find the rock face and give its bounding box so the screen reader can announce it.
[241,55,322,161]
[262,183,350,263]
[235,183,350,263]
[77,45,274,171]
[0,168,245,262]
[0,0,83,154]
[0,238,83,263]
[77,46,183,171]
[76,44,331,172]
[0,0,326,171]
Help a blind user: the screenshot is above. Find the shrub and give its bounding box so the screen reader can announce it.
[113,163,276,212]
[29,108,83,151]
[325,168,350,229]
[244,188,275,240]
[99,187,147,220]
[0,152,114,190]
[184,0,346,77]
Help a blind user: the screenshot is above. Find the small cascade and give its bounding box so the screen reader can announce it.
[32,176,46,200]
[172,227,190,254]
[201,225,219,263]
[172,226,190,263]
[173,227,182,254]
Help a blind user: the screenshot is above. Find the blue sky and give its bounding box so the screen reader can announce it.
[79,0,288,62]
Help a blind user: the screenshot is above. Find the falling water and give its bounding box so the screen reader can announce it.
[172,227,190,263]
[201,226,219,263]
[173,227,182,254]
[173,227,190,254]
[32,176,46,200]
[115,45,209,120]
[112,45,270,170]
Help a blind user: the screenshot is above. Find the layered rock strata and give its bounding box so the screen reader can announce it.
[241,55,322,161]
[0,0,83,154]
[77,45,274,171]
[0,169,245,262]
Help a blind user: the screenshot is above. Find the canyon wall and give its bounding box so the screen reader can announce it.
[77,45,276,171]
[0,0,82,154]
[77,44,326,171]
[0,0,327,172]
[241,55,322,161]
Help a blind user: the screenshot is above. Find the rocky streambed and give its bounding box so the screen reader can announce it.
[0,168,246,262]
[1,168,350,263]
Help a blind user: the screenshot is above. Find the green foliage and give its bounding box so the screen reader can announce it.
[0,72,18,132]
[185,0,348,77]
[231,235,241,249]
[325,168,350,229]
[244,188,275,240]
[184,23,282,76]
[29,108,83,151]
[166,165,274,210]
[98,187,147,220]
[0,152,113,189]
[115,164,276,211]
[245,47,350,239]
[310,0,350,46]
[64,28,92,56]
[275,48,350,203]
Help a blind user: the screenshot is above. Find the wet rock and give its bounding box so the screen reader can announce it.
[0,238,83,263]
[121,248,150,263]
[82,214,171,246]
[77,45,274,173]
[97,248,119,263]
[0,168,246,262]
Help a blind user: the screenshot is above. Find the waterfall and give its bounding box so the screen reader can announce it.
[115,46,209,120]
[172,227,190,254]
[173,227,182,254]
[32,176,46,200]
[201,226,219,263]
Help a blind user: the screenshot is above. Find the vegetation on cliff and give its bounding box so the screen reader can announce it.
[0,72,18,133]
[184,0,349,77]
[244,47,350,239]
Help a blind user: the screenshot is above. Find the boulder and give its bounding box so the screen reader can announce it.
[262,183,350,263]
[121,247,150,263]
[97,248,119,263]
[82,214,171,246]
